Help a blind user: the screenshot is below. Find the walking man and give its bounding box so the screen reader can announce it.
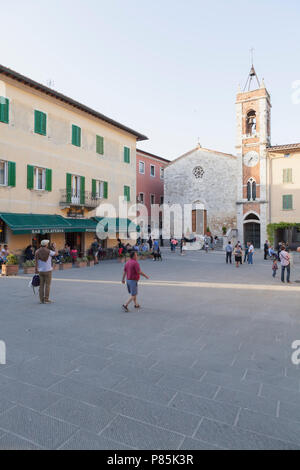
[35,240,57,304]
[279,246,291,283]
[225,241,233,264]
[122,251,149,311]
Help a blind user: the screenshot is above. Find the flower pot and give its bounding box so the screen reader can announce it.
[23,266,35,274]
[61,263,73,270]
[2,264,19,276]
[75,262,86,268]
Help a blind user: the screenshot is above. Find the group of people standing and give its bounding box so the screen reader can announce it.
[225,241,254,267]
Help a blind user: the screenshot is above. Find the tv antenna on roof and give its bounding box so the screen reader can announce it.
[46,79,55,89]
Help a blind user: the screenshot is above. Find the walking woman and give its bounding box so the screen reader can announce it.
[233,243,243,268]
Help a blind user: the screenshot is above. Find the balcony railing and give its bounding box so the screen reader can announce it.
[59,189,100,209]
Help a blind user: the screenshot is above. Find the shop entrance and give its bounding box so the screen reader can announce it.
[65,232,84,256]
[32,233,51,250]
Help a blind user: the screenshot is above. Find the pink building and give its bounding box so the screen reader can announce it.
[136,149,169,234]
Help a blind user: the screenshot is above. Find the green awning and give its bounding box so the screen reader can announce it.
[0,213,72,234]
[93,217,139,233]
[64,218,98,233]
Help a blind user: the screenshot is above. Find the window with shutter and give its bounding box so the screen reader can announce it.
[7,161,16,187]
[283,195,293,210]
[80,176,85,204]
[46,169,52,191]
[103,181,108,199]
[66,173,72,203]
[283,168,292,183]
[34,110,47,135]
[96,135,104,155]
[0,97,9,124]
[27,165,34,190]
[72,125,81,147]
[124,185,130,201]
[124,147,130,163]
[0,161,8,186]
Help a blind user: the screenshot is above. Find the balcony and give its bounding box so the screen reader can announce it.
[59,189,100,210]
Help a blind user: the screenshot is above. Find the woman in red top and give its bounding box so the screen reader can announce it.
[121,251,149,311]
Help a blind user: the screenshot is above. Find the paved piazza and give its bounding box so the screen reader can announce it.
[0,250,300,450]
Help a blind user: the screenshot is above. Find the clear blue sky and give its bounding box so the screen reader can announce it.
[1,0,300,159]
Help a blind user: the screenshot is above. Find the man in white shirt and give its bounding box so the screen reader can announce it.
[248,242,254,264]
[279,247,291,283]
[35,240,57,303]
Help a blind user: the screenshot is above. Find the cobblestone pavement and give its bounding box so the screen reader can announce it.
[0,250,299,449]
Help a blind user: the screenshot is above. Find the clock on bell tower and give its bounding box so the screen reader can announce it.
[236,64,271,249]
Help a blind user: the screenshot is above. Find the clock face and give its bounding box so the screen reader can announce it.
[243,151,259,167]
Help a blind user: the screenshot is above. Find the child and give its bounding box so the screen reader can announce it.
[272,258,278,278]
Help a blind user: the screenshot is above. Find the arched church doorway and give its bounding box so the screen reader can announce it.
[243,213,260,248]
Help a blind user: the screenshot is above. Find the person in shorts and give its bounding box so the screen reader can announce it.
[122,251,149,311]
[233,243,243,268]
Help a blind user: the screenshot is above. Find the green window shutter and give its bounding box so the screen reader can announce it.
[0,97,9,124]
[283,195,293,210]
[124,147,130,163]
[103,181,108,199]
[124,185,130,201]
[45,168,52,191]
[66,173,72,203]
[72,125,81,147]
[27,165,34,189]
[96,135,104,155]
[283,169,293,183]
[41,112,47,135]
[7,161,16,187]
[34,110,47,135]
[80,176,85,204]
[92,179,97,197]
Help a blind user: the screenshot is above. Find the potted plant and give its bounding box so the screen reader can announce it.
[23,259,35,274]
[2,254,19,276]
[60,255,73,270]
[87,255,94,267]
[222,226,227,235]
[206,226,211,236]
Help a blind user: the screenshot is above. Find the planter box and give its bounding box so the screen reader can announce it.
[87,260,94,267]
[61,263,73,270]
[2,264,19,276]
[23,266,35,274]
[75,262,86,268]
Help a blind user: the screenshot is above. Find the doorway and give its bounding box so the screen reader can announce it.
[65,232,83,255]
[244,222,260,248]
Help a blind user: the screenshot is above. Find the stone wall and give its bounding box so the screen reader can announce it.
[164,148,237,237]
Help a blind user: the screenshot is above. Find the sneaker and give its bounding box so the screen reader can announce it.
[122,304,129,312]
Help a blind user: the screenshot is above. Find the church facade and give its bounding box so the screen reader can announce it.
[164,67,300,249]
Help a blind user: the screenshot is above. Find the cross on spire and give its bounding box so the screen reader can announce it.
[243,48,260,91]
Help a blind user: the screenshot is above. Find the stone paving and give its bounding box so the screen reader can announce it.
[0,249,299,450]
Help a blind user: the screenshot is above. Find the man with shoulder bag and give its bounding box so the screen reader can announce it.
[35,240,57,304]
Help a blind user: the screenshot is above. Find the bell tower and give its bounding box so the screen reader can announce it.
[236,64,271,248]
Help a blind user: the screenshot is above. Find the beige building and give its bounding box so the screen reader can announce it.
[267,143,300,248]
[0,65,147,255]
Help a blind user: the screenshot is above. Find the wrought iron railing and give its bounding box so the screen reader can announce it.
[59,189,100,208]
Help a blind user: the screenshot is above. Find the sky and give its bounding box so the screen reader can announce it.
[1,0,300,160]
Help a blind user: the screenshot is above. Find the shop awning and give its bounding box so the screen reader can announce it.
[0,213,72,234]
[64,218,98,233]
[93,217,139,233]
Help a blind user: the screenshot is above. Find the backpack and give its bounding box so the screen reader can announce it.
[28,274,40,294]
